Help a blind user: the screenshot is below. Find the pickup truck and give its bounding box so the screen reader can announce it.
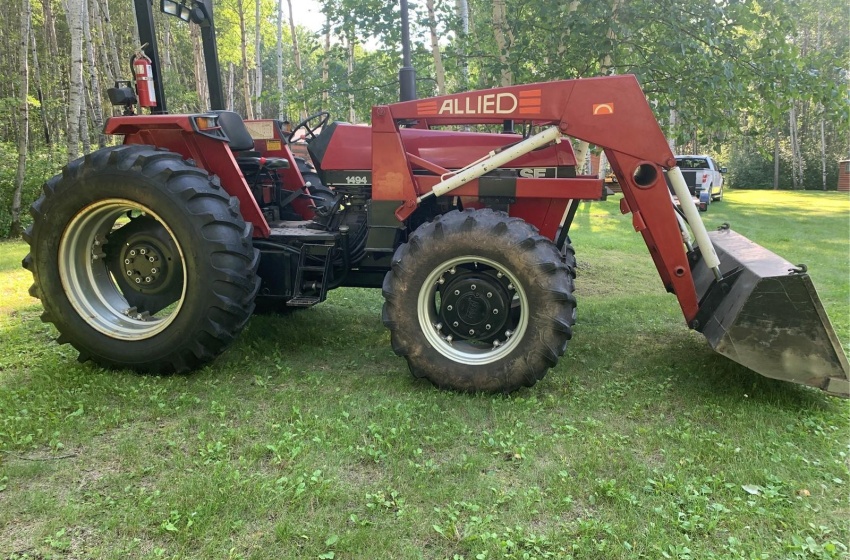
[674,155,726,202]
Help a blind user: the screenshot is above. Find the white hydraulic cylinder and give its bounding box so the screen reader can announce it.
[418,126,562,201]
[666,167,722,280]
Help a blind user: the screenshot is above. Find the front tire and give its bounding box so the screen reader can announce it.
[382,209,576,392]
[22,145,260,373]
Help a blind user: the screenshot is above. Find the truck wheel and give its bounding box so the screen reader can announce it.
[22,145,260,373]
[382,209,576,392]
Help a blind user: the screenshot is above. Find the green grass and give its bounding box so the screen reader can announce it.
[1,190,848,559]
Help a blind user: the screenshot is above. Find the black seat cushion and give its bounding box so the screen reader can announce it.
[213,110,254,152]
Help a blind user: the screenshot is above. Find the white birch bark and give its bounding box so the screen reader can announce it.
[426,0,445,95]
[65,0,84,160]
[82,0,105,147]
[277,0,285,119]
[237,0,254,119]
[255,0,263,118]
[492,0,512,86]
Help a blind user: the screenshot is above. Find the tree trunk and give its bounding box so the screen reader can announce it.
[773,128,779,190]
[82,0,105,147]
[11,0,31,238]
[277,0,285,119]
[789,103,802,189]
[237,0,254,119]
[254,0,263,118]
[227,62,235,111]
[492,0,513,87]
[31,24,50,146]
[88,0,114,85]
[322,16,330,108]
[100,0,121,80]
[65,0,84,161]
[426,0,445,95]
[455,0,469,90]
[191,25,209,109]
[286,0,306,120]
[347,26,355,123]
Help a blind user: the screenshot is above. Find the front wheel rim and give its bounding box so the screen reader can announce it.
[417,255,529,365]
[58,199,187,341]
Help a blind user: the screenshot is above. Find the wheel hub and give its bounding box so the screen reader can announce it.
[104,215,183,314]
[121,242,166,288]
[440,274,509,340]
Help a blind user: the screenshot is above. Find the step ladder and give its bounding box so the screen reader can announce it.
[287,243,336,307]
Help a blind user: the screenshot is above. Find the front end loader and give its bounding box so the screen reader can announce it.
[21,0,848,396]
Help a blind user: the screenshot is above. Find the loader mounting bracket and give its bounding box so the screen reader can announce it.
[690,267,744,331]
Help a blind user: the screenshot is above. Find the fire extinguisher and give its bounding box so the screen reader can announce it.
[132,46,157,109]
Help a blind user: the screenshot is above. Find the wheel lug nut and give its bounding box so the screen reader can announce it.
[446,335,453,343]
[446,305,453,311]
[493,340,501,347]
[508,283,514,290]
[149,256,155,262]
[127,270,133,276]
[449,268,456,275]
[134,278,141,284]
[487,292,492,298]
[496,272,503,278]
[470,284,476,290]
[468,329,475,336]
[438,277,445,284]
[486,324,491,330]
[140,248,147,255]
[151,268,158,274]
[493,309,499,315]
[453,321,459,327]
[129,250,136,256]
[124,259,131,265]
[435,322,443,330]
[454,290,460,296]
[145,277,152,283]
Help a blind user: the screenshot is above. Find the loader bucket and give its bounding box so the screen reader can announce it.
[691,227,849,397]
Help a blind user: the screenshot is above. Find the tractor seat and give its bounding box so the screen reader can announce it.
[213,110,289,170]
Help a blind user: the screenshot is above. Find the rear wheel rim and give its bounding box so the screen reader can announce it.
[58,199,187,340]
[417,255,529,365]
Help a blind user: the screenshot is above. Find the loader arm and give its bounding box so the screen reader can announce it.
[378,75,701,322]
[377,74,849,396]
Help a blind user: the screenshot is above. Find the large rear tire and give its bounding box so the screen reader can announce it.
[22,145,260,373]
[382,209,576,392]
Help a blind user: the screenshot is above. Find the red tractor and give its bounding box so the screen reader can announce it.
[22,0,848,396]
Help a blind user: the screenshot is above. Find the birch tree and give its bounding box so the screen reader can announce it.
[11,0,31,237]
[65,0,85,161]
[255,0,263,118]
[236,0,254,119]
[425,0,445,95]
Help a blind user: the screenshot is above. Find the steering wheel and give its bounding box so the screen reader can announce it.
[287,111,331,143]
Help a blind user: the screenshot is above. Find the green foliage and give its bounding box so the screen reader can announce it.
[0,144,62,238]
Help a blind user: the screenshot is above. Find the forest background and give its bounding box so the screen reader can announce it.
[0,0,847,237]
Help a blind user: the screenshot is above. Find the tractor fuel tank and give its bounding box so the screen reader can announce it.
[691,227,849,397]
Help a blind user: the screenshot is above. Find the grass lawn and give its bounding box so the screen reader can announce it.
[1,189,848,559]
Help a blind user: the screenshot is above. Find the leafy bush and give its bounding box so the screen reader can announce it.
[0,144,64,238]
[727,140,841,191]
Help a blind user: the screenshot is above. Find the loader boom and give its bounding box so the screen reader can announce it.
[375,75,703,322]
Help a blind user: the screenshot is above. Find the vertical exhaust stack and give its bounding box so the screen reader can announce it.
[691,227,850,397]
[398,0,417,102]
